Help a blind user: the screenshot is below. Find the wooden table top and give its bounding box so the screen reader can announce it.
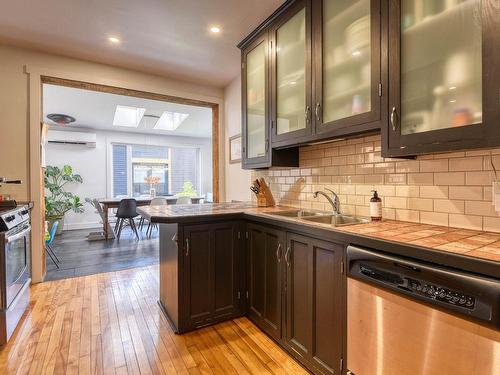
[99,196,203,204]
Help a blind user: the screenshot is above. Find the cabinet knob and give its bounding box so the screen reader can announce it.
[305,106,311,124]
[185,238,189,257]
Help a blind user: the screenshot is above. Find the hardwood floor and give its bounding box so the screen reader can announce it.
[0,265,309,375]
[46,227,159,281]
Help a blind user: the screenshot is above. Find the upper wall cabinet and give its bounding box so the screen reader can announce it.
[241,30,299,169]
[384,0,500,157]
[271,0,313,147]
[313,0,382,138]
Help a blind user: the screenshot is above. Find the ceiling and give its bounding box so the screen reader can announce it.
[0,0,285,87]
[43,84,213,138]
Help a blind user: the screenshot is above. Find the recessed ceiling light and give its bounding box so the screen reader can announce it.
[352,50,361,56]
[210,26,221,33]
[113,105,145,127]
[154,111,189,131]
[449,99,457,103]
[108,36,120,44]
[449,86,457,90]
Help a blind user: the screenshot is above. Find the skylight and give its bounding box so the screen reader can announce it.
[154,111,189,131]
[113,105,146,127]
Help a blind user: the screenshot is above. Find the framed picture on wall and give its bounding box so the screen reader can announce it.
[229,134,242,164]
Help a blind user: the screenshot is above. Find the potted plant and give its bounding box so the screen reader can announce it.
[175,181,198,197]
[44,165,84,235]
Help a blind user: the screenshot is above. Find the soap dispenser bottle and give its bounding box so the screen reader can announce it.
[370,190,382,221]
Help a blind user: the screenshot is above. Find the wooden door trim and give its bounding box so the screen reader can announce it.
[40,76,220,202]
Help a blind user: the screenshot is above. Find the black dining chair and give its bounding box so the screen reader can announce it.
[115,199,139,240]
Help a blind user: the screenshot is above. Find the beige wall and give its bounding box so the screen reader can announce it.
[254,134,500,233]
[224,75,251,202]
[0,43,227,282]
[0,43,224,201]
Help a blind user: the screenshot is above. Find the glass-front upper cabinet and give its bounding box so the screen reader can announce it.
[242,32,270,168]
[271,0,312,146]
[386,0,500,157]
[314,0,382,136]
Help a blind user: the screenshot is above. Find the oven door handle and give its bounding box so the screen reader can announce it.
[6,225,31,243]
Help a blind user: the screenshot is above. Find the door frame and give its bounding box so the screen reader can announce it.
[26,66,223,282]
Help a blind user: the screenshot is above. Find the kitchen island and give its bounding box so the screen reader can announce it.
[138,203,500,375]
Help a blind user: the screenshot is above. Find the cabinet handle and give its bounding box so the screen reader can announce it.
[185,238,189,257]
[390,106,397,131]
[172,233,178,247]
[276,243,282,263]
[315,102,321,122]
[305,106,311,124]
[285,247,291,267]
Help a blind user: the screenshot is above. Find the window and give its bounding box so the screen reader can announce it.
[111,143,200,198]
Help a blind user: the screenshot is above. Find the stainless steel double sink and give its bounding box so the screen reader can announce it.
[267,209,370,227]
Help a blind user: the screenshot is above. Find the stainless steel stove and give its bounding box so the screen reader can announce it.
[0,203,31,345]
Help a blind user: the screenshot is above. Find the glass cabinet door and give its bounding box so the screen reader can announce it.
[244,37,268,163]
[272,1,311,143]
[399,0,482,135]
[316,0,380,133]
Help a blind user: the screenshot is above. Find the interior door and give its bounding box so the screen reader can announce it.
[313,0,382,136]
[271,0,312,146]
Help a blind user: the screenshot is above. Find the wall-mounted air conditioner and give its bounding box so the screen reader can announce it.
[46,130,97,148]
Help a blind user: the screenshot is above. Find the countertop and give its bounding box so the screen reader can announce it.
[138,203,500,278]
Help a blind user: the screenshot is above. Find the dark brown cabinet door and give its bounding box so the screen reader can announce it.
[183,222,240,328]
[270,0,313,147]
[241,32,271,169]
[385,0,500,157]
[247,223,284,341]
[284,233,344,375]
[312,0,382,139]
[284,234,312,360]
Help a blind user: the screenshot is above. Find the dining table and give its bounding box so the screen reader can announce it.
[99,196,203,239]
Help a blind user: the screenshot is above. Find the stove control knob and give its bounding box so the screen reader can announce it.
[5,215,15,222]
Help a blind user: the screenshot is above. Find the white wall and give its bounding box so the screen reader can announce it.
[45,129,212,230]
[224,75,251,202]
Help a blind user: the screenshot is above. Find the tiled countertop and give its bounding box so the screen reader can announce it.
[139,203,500,268]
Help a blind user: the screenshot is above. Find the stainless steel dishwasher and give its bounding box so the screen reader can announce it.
[346,245,500,375]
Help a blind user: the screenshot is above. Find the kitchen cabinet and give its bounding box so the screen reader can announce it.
[158,221,244,333]
[241,30,299,169]
[239,0,384,162]
[246,223,284,341]
[313,0,383,138]
[384,0,500,157]
[284,233,344,375]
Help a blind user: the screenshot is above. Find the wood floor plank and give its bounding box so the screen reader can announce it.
[0,265,308,375]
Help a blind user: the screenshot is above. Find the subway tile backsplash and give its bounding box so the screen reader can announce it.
[253,134,500,233]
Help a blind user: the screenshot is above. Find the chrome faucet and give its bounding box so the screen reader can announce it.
[313,188,340,215]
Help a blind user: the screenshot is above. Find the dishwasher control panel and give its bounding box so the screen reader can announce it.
[406,278,475,309]
[349,246,500,328]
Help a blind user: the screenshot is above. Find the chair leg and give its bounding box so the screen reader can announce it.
[146,222,152,237]
[117,219,124,241]
[139,217,145,230]
[114,219,120,233]
[47,244,60,262]
[130,219,139,240]
[46,247,59,268]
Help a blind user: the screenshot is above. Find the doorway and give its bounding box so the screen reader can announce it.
[40,78,220,281]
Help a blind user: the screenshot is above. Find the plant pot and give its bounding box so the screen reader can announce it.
[47,216,65,236]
